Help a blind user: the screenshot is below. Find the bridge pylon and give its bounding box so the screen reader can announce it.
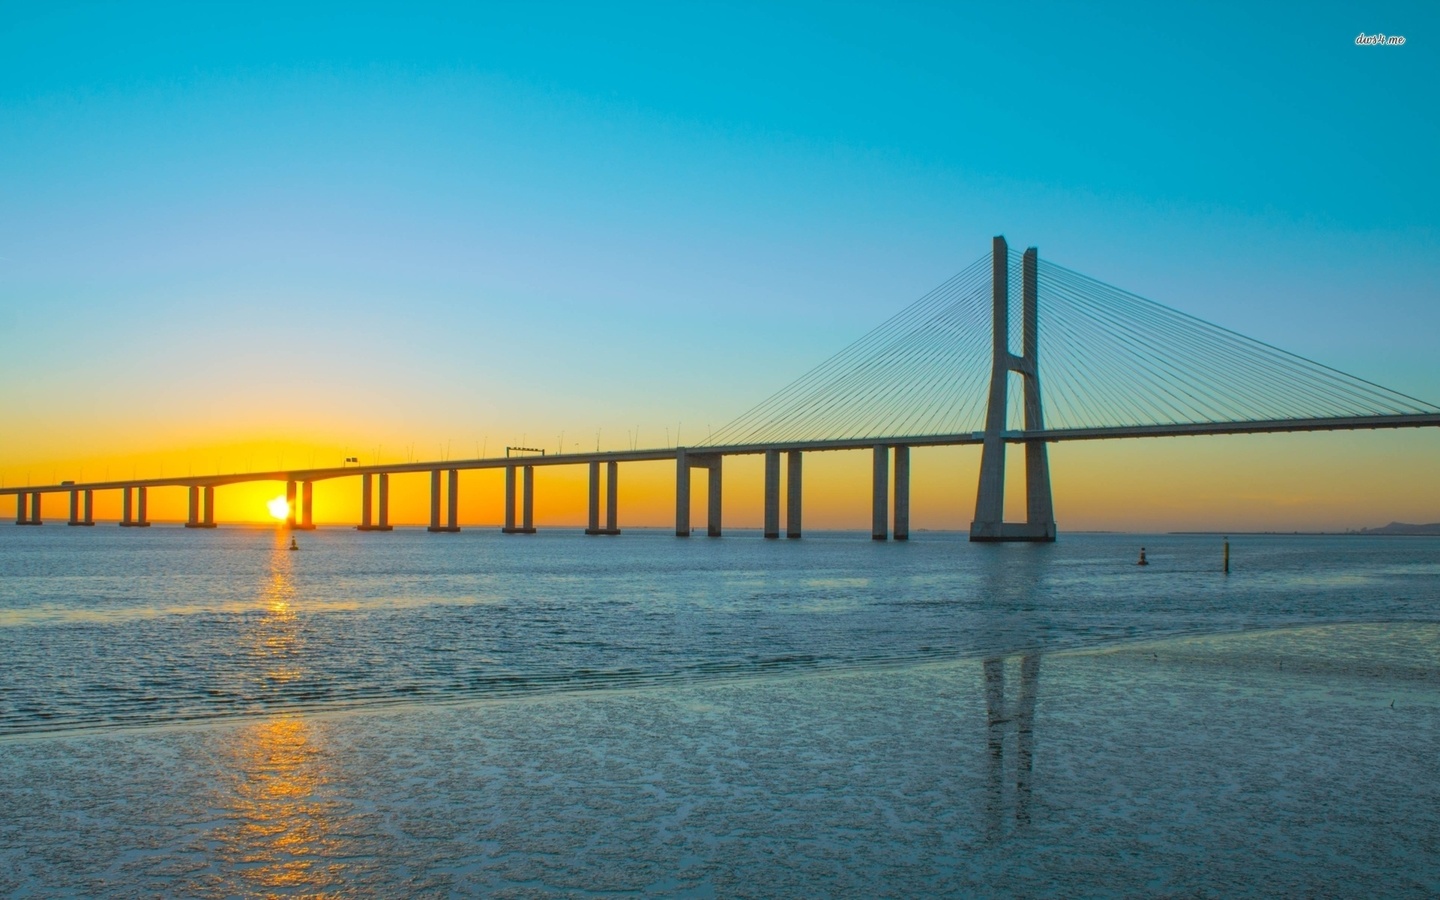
[970,236,1056,542]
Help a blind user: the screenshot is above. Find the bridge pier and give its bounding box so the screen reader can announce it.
[786,451,803,538]
[586,461,621,535]
[763,450,781,538]
[428,469,460,532]
[872,445,889,540]
[358,473,393,531]
[675,451,690,536]
[970,238,1056,542]
[68,490,79,526]
[16,492,41,525]
[119,486,150,527]
[184,486,217,528]
[708,459,722,537]
[360,473,372,529]
[299,481,315,530]
[502,465,536,533]
[285,481,297,530]
[675,451,722,536]
[606,461,619,534]
[83,489,94,525]
[894,445,910,541]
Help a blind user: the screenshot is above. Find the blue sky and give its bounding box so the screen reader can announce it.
[1,1,1437,524]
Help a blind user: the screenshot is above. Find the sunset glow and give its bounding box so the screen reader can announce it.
[267,496,290,521]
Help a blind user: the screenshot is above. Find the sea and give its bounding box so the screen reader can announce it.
[1,525,1437,896]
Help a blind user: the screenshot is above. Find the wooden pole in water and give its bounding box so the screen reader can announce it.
[1224,538,1230,574]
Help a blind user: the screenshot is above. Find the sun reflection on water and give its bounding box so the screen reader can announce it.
[256,532,304,685]
[214,716,345,895]
[212,535,344,893]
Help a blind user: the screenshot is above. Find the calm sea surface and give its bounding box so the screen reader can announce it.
[4,525,1440,896]
[2,524,1436,737]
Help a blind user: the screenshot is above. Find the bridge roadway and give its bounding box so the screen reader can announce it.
[5,412,1439,538]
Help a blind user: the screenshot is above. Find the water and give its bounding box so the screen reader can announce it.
[2,526,1438,895]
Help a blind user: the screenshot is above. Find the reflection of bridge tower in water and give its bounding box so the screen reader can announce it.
[971,237,1055,541]
[984,654,1042,833]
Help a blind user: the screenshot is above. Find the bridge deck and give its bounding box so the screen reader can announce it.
[5,413,1439,495]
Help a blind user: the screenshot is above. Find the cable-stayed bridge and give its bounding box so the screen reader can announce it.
[8,237,1439,541]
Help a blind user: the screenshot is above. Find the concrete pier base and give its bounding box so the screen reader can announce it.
[676,452,722,537]
[428,469,461,532]
[763,450,780,539]
[70,489,95,525]
[284,481,297,531]
[893,445,910,541]
[786,451,802,539]
[184,485,217,528]
[584,460,620,534]
[501,465,536,534]
[871,445,888,541]
[16,491,42,525]
[357,473,393,531]
[707,461,722,538]
[674,451,691,537]
[294,481,316,531]
[119,486,150,527]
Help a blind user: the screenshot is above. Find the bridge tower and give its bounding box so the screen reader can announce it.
[970,236,1056,542]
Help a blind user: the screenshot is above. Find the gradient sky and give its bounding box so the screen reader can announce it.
[2,1,1437,529]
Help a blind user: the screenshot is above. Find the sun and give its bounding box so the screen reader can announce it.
[267,496,290,521]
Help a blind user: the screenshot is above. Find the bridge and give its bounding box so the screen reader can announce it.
[7,237,1439,540]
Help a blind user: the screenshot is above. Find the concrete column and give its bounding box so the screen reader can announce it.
[502,466,517,532]
[606,461,619,534]
[15,493,26,525]
[360,473,373,530]
[423,468,459,532]
[586,461,601,534]
[972,235,1010,539]
[871,445,889,541]
[894,445,910,541]
[203,487,214,527]
[70,490,81,525]
[285,481,296,530]
[121,487,133,525]
[521,465,534,532]
[378,473,390,529]
[675,450,690,537]
[1021,247,1056,541]
[301,482,314,529]
[136,487,148,526]
[763,449,780,539]
[186,486,200,527]
[447,469,458,531]
[429,469,442,530]
[786,451,803,539]
[84,490,94,525]
[707,457,723,538]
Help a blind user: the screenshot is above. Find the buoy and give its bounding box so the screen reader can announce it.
[289,536,299,551]
[1137,547,1148,566]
